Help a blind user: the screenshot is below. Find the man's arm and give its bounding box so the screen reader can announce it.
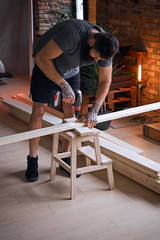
[34,39,75,104]
[95,65,112,108]
[80,65,112,128]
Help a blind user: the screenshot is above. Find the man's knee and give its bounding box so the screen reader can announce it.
[31,102,48,120]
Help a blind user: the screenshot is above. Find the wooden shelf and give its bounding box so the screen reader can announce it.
[106,86,137,111]
[81,86,137,114]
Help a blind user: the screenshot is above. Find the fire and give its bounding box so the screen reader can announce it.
[138,65,142,82]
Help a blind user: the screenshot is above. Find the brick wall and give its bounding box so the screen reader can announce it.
[33,0,73,36]
[33,0,160,105]
[97,0,160,105]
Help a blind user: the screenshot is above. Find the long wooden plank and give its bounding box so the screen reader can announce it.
[97,102,160,123]
[3,98,160,126]
[1,98,160,194]
[2,98,145,154]
[84,139,160,194]
[2,98,62,126]
[13,94,160,123]
[0,121,84,147]
[78,146,112,164]
[4,98,145,155]
[113,158,160,194]
[99,131,144,155]
[13,93,64,119]
[86,138,160,179]
[1,99,160,147]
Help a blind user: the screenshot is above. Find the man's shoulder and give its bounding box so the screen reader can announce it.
[59,19,94,30]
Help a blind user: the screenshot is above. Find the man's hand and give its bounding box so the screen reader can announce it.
[79,102,99,128]
[60,81,75,104]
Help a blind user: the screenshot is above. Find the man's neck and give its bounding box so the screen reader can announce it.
[88,28,100,46]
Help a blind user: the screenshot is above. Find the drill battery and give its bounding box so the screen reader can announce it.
[49,90,61,108]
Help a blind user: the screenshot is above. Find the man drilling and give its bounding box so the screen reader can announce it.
[25,19,119,182]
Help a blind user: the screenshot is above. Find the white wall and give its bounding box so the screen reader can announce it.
[0,0,29,75]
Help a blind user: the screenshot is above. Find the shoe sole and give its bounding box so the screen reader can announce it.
[25,174,39,182]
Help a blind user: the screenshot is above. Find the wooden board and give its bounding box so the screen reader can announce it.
[85,139,160,194]
[75,127,100,136]
[113,158,160,194]
[78,146,112,164]
[99,131,144,155]
[143,122,160,143]
[1,97,160,149]
[13,93,64,119]
[2,98,62,127]
[97,102,160,123]
[86,138,160,179]
[1,97,160,194]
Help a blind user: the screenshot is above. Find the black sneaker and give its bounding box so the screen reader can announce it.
[25,155,39,182]
[59,157,81,178]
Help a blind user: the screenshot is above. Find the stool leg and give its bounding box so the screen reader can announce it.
[106,163,115,190]
[85,156,91,166]
[50,133,59,181]
[93,135,102,165]
[70,138,77,200]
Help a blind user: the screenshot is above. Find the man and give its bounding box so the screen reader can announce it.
[25,19,119,182]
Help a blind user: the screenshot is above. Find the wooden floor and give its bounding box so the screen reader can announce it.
[0,76,160,240]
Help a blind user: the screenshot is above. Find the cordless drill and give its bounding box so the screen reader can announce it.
[49,89,82,118]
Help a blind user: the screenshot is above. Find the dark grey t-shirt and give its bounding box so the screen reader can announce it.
[33,19,112,79]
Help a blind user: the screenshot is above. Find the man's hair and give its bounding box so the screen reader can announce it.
[93,33,119,59]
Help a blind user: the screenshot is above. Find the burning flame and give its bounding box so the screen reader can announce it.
[138,65,142,82]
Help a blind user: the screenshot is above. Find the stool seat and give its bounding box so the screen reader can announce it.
[50,127,115,200]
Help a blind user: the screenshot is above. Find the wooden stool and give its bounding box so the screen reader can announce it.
[50,127,115,200]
